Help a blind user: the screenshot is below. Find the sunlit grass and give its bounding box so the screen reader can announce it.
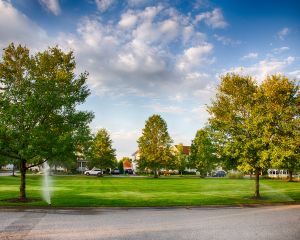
[0,175,299,207]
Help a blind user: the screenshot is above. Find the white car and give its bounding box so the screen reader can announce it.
[84,168,102,176]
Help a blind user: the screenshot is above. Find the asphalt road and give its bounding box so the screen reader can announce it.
[0,205,299,240]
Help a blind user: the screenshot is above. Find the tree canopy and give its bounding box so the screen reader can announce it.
[137,114,173,177]
[174,143,188,175]
[208,73,299,197]
[0,43,93,200]
[259,75,300,181]
[190,128,217,177]
[87,128,116,173]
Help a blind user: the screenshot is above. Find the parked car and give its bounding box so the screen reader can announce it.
[84,168,102,176]
[125,169,134,175]
[111,169,120,175]
[212,170,226,177]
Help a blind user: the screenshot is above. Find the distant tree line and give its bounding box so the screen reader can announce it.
[136,74,299,199]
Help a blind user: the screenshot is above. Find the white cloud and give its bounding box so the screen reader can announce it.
[0,0,48,50]
[214,34,241,46]
[0,1,215,101]
[55,5,214,98]
[39,0,61,15]
[242,52,258,60]
[127,0,148,6]
[224,56,295,82]
[95,0,114,12]
[177,43,214,71]
[272,46,289,54]
[169,94,184,102]
[119,11,138,28]
[147,104,185,114]
[191,105,210,121]
[110,130,140,159]
[277,27,289,40]
[288,70,300,80]
[195,8,228,29]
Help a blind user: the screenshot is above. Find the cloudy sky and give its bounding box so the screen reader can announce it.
[1,0,300,158]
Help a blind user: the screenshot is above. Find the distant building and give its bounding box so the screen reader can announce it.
[268,169,289,178]
[123,158,137,172]
[172,145,191,155]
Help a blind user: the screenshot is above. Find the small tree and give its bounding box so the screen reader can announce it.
[174,144,187,175]
[88,128,116,175]
[137,114,173,178]
[117,158,125,174]
[190,128,217,177]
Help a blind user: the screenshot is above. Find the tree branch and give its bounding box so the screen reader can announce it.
[26,159,48,169]
[0,150,21,161]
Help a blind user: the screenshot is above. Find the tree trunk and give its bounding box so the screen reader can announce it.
[19,160,27,201]
[12,164,15,176]
[154,168,158,178]
[288,171,293,182]
[254,169,260,199]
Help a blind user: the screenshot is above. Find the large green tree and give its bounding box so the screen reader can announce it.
[208,73,266,198]
[208,73,299,198]
[88,128,116,174]
[137,114,173,177]
[189,128,217,177]
[0,43,93,201]
[258,75,300,181]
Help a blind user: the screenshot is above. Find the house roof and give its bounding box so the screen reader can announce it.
[175,145,190,155]
[123,159,132,169]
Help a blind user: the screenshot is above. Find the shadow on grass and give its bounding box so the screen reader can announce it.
[1,197,42,203]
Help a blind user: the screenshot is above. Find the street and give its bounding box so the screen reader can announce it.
[0,205,299,240]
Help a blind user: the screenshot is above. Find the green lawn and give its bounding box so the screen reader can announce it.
[0,175,299,207]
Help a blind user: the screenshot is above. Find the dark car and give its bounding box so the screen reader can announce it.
[125,169,134,175]
[111,169,120,175]
[213,170,226,177]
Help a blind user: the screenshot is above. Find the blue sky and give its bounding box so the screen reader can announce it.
[1,0,299,158]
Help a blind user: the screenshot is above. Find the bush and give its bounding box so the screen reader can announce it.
[182,171,197,175]
[227,172,244,179]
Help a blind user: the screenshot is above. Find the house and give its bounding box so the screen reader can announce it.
[77,158,88,172]
[122,159,133,173]
[172,145,191,155]
[124,156,137,172]
[76,151,88,173]
[268,169,289,178]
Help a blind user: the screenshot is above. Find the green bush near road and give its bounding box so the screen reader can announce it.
[0,175,299,207]
[227,172,244,179]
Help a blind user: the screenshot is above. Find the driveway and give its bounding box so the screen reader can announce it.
[0,205,299,240]
[0,172,13,176]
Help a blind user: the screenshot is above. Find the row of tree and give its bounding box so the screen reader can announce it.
[1,43,299,200]
[136,114,217,177]
[136,74,300,198]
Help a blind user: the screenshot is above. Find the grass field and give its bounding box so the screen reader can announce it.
[0,175,299,207]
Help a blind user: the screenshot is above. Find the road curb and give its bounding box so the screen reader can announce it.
[0,202,299,212]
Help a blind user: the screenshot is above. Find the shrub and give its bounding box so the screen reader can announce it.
[227,172,244,179]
